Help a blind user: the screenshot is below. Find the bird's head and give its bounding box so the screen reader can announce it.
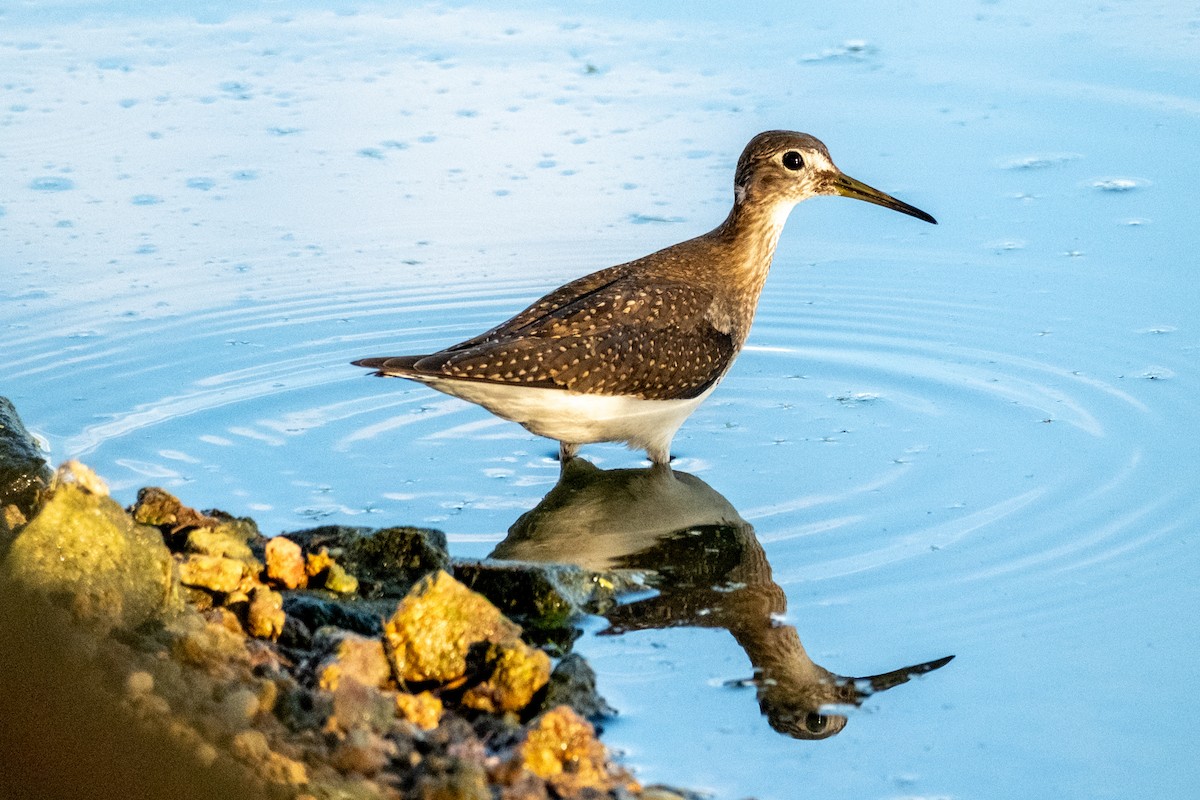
[734,130,937,225]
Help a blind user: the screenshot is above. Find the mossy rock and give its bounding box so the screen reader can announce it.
[4,482,179,629]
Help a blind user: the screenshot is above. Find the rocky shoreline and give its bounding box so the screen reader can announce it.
[0,397,693,800]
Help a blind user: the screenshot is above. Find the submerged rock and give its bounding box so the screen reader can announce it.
[4,464,178,630]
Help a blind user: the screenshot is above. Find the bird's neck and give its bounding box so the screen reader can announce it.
[704,197,796,339]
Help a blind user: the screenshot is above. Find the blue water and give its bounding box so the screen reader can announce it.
[3,2,1198,797]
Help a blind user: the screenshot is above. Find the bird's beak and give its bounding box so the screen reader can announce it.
[832,173,937,224]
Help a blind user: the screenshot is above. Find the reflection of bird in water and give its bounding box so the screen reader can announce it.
[492,459,953,739]
[354,130,934,464]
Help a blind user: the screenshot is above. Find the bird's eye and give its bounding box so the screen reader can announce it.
[804,713,827,733]
[782,150,805,171]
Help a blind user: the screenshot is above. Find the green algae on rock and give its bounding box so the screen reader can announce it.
[4,462,179,630]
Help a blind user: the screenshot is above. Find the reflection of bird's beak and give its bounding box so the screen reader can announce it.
[832,173,938,224]
[853,654,955,694]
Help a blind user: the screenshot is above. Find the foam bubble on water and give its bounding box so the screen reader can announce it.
[1001,153,1083,170]
[1090,177,1149,192]
[801,39,876,62]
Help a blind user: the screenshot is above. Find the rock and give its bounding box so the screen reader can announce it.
[330,726,397,777]
[265,536,307,589]
[283,594,384,638]
[516,706,630,795]
[218,686,262,730]
[461,640,551,715]
[186,527,255,561]
[229,728,308,787]
[3,474,178,630]
[452,561,579,633]
[130,485,219,536]
[395,691,443,731]
[383,570,522,685]
[178,553,245,594]
[342,525,450,584]
[305,546,359,594]
[314,629,392,692]
[168,614,251,674]
[286,524,449,599]
[246,586,286,640]
[126,670,156,697]
[324,561,360,595]
[413,759,490,800]
[0,396,52,524]
[327,677,396,735]
[542,653,615,724]
[53,459,110,496]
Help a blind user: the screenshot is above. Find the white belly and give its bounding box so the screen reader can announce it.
[410,375,717,462]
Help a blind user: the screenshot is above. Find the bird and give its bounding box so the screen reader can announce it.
[354,130,935,464]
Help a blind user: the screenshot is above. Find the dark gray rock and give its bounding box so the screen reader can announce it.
[0,396,52,525]
[283,524,450,599]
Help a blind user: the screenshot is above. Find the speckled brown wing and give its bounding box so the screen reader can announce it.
[434,263,631,352]
[406,277,737,401]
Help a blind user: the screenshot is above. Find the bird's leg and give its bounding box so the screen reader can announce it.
[558,441,579,463]
[646,444,672,466]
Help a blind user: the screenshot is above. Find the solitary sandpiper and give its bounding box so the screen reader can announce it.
[354,130,935,463]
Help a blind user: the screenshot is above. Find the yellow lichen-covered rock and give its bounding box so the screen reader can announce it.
[53,459,109,496]
[3,475,177,629]
[462,640,552,714]
[394,691,443,731]
[517,706,630,795]
[178,553,244,594]
[304,546,359,594]
[264,536,307,589]
[305,547,336,579]
[316,631,392,692]
[383,570,522,685]
[246,585,286,640]
[323,561,359,595]
[186,526,255,561]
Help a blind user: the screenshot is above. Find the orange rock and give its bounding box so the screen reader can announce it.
[246,586,285,640]
[178,554,243,594]
[462,640,551,714]
[264,536,307,589]
[316,631,391,692]
[517,706,635,795]
[394,691,443,731]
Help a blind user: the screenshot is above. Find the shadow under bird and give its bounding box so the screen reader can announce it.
[354,130,936,463]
